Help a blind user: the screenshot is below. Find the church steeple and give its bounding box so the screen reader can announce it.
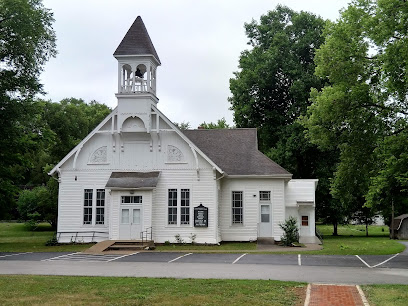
[114,16,160,98]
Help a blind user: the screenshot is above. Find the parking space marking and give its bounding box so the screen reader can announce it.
[298,254,301,266]
[43,252,126,262]
[372,253,399,268]
[355,255,372,268]
[42,252,81,261]
[107,252,139,262]
[0,252,32,258]
[232,253,247,264]
[168,253,192,263]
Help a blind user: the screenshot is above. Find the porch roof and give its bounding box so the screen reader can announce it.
[105,171,160,190]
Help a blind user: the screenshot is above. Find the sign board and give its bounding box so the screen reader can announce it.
[194,204,208,227]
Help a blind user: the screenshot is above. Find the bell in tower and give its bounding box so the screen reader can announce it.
[114,16,160,98]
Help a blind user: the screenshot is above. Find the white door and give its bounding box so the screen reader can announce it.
[259,204,272,237]
[119,195,143,240]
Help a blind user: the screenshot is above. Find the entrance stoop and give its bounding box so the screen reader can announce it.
[83,240,155,254]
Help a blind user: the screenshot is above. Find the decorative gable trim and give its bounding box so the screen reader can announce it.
[48,108,118,175]
[150,104,223,174]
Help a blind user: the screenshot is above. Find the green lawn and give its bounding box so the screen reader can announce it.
[362,284,408,306]
[0,222,405,255]
[0,275,407,305]
[305,224,406,255]
[156,241,258,252]
[0,223,92,252]
[0,275,305,305]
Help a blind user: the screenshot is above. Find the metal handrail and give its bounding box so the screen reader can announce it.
[140,227,153,246]
[57,231,108,243]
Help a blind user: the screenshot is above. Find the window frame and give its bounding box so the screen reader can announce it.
[232,191,243,225]
[83,189,93,225]
[82,188,107,227]
[167,187,191,226]
[259,191,271,202]
[301,215,309,226]
[95,189,105,225]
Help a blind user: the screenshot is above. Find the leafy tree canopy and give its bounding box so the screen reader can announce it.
[200,117,231,129]
[302,0,408,222]
[229,5,326,151]
[0,0,56,218]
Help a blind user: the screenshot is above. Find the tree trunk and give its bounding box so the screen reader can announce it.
[333,221,338,236]
[366,220,368,237]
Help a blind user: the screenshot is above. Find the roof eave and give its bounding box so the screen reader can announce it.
[114,54,161,65]
[225,174,293,179]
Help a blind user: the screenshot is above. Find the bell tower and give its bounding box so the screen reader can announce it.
[114,16,161,132]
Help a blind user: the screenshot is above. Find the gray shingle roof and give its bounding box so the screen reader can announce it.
[114,16,161,63]
[183,129,291,176]
[105,171,160,189]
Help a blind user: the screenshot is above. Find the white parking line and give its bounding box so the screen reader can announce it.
[372,253,399,268]
[232,253,247,264]
[168,253,192,263]
[107,252,139,262]
[0,252,32,258]
[298,254,301,266]
[355,255,372,268]
[42,252,81,261]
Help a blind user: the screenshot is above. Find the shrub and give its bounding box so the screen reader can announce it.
[279,216,299,246]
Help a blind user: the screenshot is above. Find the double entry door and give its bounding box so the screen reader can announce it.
[119,195,143,240]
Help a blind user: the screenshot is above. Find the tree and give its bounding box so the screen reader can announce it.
[200,117,231,129]
[0,0,56,218]
[279,216,299,246]
[229,6,341,232]
[174,121,191,130]
[229,5,326,153]
[302,0,408,227]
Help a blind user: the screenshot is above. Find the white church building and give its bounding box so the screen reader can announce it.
[49,17,319,245]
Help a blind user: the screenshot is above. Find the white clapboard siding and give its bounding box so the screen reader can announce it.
[219,179,286,241]
[285,179,317,206]
[151,169,218,244]
[57,170,112,243]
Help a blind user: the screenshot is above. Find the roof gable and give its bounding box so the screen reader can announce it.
[114,16,161,63]
[182,129,291,177]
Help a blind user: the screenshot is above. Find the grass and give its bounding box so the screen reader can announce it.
[362,284,408,306]
[0,222,405,255]
[156,241,257,251]
[0,223,92,252]
[0,275,306,305]
[303,224,406,255]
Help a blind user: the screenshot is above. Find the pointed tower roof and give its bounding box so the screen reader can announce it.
[114,16,160,64]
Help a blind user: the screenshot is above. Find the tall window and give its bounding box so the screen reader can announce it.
[96,189,105,225]
[180,189,190,225]
[232,191,243,224]
[83,189,93,225]
[168,189,177,225]
[168,188,191,226]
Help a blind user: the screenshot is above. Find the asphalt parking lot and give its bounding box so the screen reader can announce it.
[1,251,407,269]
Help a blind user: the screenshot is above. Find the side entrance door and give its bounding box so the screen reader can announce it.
[119,195,143,240]
[259,204,272,237]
